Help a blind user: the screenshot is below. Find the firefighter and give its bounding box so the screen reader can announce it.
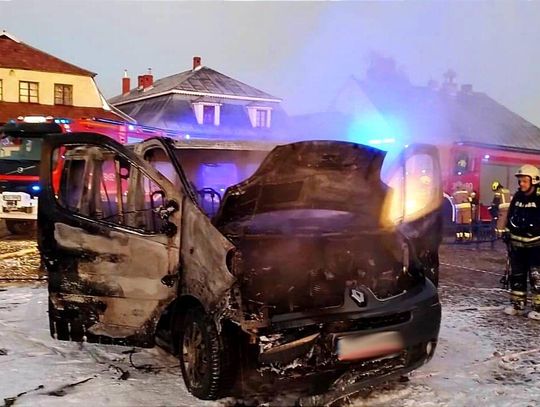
[489,181,511,236]
[503,164,540,320]
[452,187,473,241]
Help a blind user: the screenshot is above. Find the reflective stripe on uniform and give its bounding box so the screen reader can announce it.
[510,290,527,300]
[532,294,540,307]
[509,234,540,247]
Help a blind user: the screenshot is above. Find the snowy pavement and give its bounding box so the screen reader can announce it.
[0,241,539,406]
[0,284,218,407]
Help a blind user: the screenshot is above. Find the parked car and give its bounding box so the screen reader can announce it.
[36,132,442,403]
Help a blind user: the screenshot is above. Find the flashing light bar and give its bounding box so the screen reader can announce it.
[17,115,54,124]
[54,118,72,125]
[367,138,396,146]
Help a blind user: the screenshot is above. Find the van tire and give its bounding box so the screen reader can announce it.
[6,220,35,235]
[178,307,237,400]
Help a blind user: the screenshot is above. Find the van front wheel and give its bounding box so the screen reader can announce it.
[178,307,236,400]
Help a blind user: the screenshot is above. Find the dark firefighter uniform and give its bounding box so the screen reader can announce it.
[506,182,540,314]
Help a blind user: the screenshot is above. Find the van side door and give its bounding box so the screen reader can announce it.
[38,133,182,347]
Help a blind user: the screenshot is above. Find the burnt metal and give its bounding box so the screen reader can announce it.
[37,134,443,401]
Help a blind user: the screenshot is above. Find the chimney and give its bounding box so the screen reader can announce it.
[145,68,153,87]
[460,84,473,94]
[442,69,458,96]
[122,70,130,94]
[193,56,202,70]
[137,68,154,90]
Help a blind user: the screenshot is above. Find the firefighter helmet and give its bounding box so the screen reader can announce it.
[515,164,540,185]
[491,181,502,191]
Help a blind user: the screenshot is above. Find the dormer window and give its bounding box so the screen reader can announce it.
[203,105,215,125]
[248,106,272,128]
[193,102,221,126]
[255,109,268,128]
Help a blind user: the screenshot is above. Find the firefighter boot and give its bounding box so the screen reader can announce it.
[504,291,527,316]
[527,270,540,320]
[527,294,540,320]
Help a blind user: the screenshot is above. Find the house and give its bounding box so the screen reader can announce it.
[291,61,540,215]
[0,30,131,124]
[109,57,288,140]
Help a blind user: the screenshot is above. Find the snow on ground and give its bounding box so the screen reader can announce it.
[0,284,218,407]
[0,242,539,406]
[349,243,540,407]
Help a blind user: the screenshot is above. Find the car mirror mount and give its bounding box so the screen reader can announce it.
[155,199,180,237]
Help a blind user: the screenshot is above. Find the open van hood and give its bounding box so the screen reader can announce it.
[215,141,389,229]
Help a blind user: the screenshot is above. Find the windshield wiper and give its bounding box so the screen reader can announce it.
[5,165,37,175]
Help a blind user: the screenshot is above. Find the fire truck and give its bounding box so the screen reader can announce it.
[0,116,169,234]
[440,142,540,237]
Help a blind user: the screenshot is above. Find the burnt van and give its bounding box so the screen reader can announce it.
[36,133,442,403]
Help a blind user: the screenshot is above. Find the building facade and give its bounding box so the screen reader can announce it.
[0,31,130,124]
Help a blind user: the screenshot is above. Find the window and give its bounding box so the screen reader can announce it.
[453,152,470,175]
[203,105,215,125]
[55,144,169,234]
[248,106,272,128]
[144,147,181,187]
[193,102,220,125]
[255,109,268,128]
[383,153,441,223]
[174,148,269,217]
[19,81,39,103]
[0,79,3,101]
[0,136,43,161]
[54,84,73,105]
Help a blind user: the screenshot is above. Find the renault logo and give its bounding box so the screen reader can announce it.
[16,167,24,173]
[350,288,366,307]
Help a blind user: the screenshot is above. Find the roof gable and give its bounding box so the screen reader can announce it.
[110,66,280,105]
[0,31,94,76]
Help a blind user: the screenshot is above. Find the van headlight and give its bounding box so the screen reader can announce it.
[382,154,442,225]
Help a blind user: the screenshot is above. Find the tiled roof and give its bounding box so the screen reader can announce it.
[342,78,540,152]
[324,79,540,150]
[110,67,280,105]
[290,79,540,153]
[0,101,129,124]
[0,32,94,76]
